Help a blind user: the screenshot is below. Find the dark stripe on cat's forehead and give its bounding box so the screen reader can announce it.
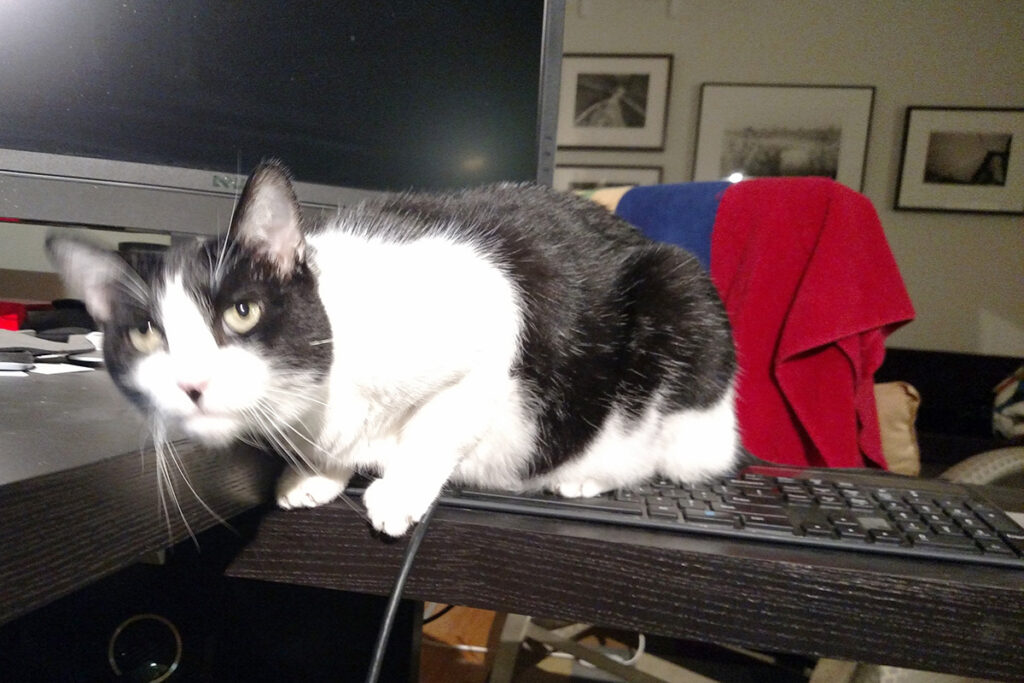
[160,237,255,287]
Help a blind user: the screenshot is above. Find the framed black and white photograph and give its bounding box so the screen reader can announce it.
[693,83,875,191]
[556,54,673,150]
[553,165,663,192]
[895,107,1024,214]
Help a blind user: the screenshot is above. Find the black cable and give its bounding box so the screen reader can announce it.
[364,499,440,683]
[422,604,455,625]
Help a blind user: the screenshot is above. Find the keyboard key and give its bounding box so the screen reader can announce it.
[911,502,940,515]
[902,490,930,503]
[815,494,846,508]
[647,502,680,519]
[801,522,835,537]
[829,512,861,525]
[853,515,892,531]
[889,510,918,523]
[873,491,900,504]
[683,508,739,526]
[955,516,986,533]
[834,523,868,540]
[968,528,998,541]
[977,539,1016,556]
[918,535,980,553]
[1001,532,1024,554]
[869,529,904,544]
[973,508,1024,533]
[741,513,794,533]
[936,496,970,510]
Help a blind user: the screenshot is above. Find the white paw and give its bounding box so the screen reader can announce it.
[557,480,607,498]
[362,478,433,537]
[276,473,345,509]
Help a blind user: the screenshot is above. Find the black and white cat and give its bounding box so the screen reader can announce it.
[48,161,739,536]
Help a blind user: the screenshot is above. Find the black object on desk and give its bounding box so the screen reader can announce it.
[429,467,1024,569]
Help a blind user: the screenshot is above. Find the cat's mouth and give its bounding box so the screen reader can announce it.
[182,411,242,446]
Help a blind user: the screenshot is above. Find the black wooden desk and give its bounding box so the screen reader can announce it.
[0,370,277,626]
[225,489,1024,680]
[3,372,1024,680]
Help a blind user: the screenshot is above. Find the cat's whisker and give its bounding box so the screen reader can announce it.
[334,491,372,524]
[153,436,174,545]
[243,404,322,476]
[162,438,235,535]
[309,338,332,346]
[153,437,198,548]
[262,385,330,408]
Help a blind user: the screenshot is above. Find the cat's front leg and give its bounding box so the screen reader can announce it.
[360,372,499,536]
[362,474,446,537]
[276,466,353,509]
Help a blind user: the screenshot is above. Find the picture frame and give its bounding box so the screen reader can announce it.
[556,54,673,150]
[692,83,875,191]
[895,107,1024,214]
[552,165,663,192]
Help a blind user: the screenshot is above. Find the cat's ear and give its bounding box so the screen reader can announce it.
[230,161,305,277]
[46,236,141,324]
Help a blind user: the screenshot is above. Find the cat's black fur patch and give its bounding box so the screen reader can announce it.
[338,184,736,477]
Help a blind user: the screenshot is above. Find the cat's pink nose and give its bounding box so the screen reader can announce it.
[178,381,208,405]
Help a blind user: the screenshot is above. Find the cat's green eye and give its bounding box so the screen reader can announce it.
[223,300,263,335]
[128,321,163,354]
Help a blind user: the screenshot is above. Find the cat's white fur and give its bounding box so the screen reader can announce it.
[141,220,736,536]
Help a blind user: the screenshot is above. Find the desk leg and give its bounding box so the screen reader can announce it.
[488,613,531,683]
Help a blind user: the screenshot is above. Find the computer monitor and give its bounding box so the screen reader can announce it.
[0,1,565,238]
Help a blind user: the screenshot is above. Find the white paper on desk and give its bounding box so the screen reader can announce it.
[29,363,94,375]
[1007,512,1024,528]
[0,370,30,378]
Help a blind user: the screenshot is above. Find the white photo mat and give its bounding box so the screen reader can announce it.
[553,165,662,192]
[693,83,874,191]
[895,107,1024,214]
[556,54,672,150]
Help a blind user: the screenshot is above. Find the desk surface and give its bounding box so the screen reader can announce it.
[0,370,277,624]
[227,498,1024,680]
[3,372,1024,680]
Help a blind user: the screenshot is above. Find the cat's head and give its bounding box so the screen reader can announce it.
[47,161,332,447]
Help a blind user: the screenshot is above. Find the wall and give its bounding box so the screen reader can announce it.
[557,0,1024,356]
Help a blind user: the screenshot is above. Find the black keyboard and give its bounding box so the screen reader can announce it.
[426,466,1024,569]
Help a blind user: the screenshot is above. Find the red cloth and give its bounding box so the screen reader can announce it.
[0,302,27,331]
[710,178,915,468]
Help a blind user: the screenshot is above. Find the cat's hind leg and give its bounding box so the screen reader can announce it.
[657,390,739,483]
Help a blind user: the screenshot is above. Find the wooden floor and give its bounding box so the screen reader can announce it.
[420,604,498,683]
[418,604,650,683]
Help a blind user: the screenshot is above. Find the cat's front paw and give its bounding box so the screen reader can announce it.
[362,477,434,537]
[276,471,346,509]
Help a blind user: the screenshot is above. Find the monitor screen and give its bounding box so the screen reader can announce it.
[0,0,564,236]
